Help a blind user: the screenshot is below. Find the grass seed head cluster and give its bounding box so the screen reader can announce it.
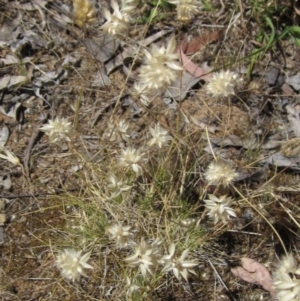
[204,194,236,224]
[40,117,72,143]
[139,35,183,93]
[206,70,243,98]
[204,160,238,187]
[273,253,300,301]
[168,0,202,21]
[55,249,93,282]
[73,0,95,27]
[101,0,131,36]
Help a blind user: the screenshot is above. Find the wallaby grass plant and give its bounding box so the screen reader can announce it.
[3,0,300,300]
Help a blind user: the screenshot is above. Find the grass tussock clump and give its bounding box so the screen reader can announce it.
[2,0,300,300]
[43,24,300,296]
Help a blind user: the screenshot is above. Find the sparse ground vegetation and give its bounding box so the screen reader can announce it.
[1,0,300,300]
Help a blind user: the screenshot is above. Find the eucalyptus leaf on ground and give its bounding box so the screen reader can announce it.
[231,257,275,300]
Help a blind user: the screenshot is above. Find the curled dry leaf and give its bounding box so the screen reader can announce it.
[231,257,275,299]
[0,103,21,121]
[0,76,27,90]
[285,73,300,91]
[261,152,300,171]
[0,125,9,147]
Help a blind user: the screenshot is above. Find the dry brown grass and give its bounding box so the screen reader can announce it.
[1,0,300,300]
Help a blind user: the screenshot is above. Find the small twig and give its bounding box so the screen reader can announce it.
[23,115,48,176]
[207,258,237,301]
[205,127,217,161]
[226,229,262,236]
[27,278,53,281]
[0,188,78,199]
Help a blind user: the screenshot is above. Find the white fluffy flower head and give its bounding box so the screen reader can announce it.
[106,223,132,247]
[119,147,145,174]
[132,82,152,106]
[204,194,236,224]
[139,35,183,92]
[108,174,131,198]
[206,70,243,98]
[121,0,138,17]
[204,160,238,187]
[148,123,172,148]
[124,238,161,278]
[126,277,140,296]
[55,249,93,282]
[40,117,72,143]
[273,253,300,301]
[105,119,130,142]
[168,0,202,21]
[101,0,129,36]
[161,243,198,281]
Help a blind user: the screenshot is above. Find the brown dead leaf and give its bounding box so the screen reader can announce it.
[180,30,225,55]
[178,31,223,81]
[281,83,296,95]
[180,49,211,80]
[231,257,275,299]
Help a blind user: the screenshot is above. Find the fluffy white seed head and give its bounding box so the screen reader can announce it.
[206,70,243,98]
[124,238,161,278]
[161,243,198,281]
[148,123,172,148]
[139,35,183,92]
[273,253,300,301]
[121,0,138,17]
[168,0,202,21]
[132,82,152,106]
[55,249,93,282]
[40,117,72,143]
[107,174,131,198]
[105,119,130,142]
[204,160,238,187]
[101,0,130,36]
[204,194,236,224]
[106,223,132,247]
[119,147,145,174]
[126,277,140,296]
